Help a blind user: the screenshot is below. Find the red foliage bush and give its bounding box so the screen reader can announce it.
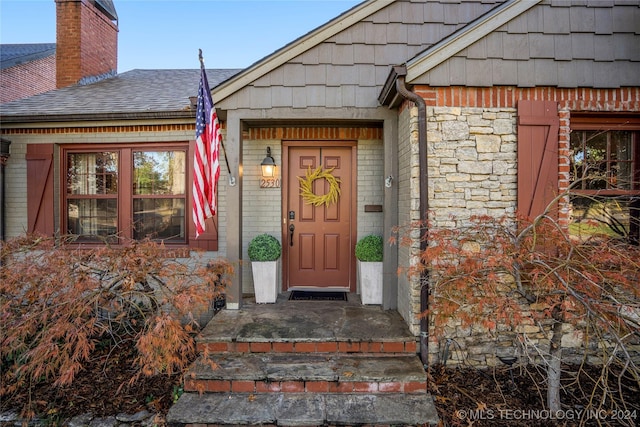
[0,235,232,419]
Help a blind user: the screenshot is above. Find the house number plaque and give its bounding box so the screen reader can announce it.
[260,178,281,188]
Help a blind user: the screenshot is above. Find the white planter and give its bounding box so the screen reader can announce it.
[252,260,278,303]
[358,260,383,305]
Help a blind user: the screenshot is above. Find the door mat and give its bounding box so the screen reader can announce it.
[289,291,348,301]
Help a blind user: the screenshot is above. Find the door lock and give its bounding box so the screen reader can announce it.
[288,223,295,246]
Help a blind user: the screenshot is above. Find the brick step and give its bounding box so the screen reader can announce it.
[167,392,439,426]
[197,338,418,354]
[184,353,427,394]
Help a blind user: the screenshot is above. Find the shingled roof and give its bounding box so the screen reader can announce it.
[0,68,241,122]
[0,43,56,70]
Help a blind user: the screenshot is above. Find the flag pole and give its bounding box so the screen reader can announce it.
[199,49,233,179]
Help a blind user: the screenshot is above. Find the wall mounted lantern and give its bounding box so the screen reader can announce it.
[261,147,276,177]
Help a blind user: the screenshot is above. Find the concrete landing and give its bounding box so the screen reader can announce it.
[167,392,439,426]
[198,294,415,344]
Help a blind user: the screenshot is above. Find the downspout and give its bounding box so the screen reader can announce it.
[0,138,11,242]
[394,72,430,367]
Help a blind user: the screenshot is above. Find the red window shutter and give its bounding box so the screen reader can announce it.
[188,140,219,251]
[517,100,559,220]
[26,144,55,236]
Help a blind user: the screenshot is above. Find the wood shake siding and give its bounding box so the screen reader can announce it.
[218,0,505,111]
[412,1,640,88]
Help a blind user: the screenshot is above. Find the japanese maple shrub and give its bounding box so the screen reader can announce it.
[398,211,640,416]
[0,235,232,419]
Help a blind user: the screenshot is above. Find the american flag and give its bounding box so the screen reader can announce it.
[193,67,221,238]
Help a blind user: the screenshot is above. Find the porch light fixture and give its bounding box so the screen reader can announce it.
[261,147,276,177]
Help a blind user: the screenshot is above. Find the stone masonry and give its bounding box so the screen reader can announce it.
[427,106,518,230]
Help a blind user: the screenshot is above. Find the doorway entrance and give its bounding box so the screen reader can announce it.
[283,142,356,291]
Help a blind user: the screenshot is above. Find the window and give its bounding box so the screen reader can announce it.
[132,151,186,241]
[569,116,640,243]
[64,145,188,244]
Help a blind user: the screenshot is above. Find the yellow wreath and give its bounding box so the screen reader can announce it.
[298,166,341,207]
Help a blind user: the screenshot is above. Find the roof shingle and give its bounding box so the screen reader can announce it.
[0,68,241,120]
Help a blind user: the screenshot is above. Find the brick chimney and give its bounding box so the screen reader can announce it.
[55,0,118,89]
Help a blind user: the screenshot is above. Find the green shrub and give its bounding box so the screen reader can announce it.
[355,235,383,262]
[248,234,282,261]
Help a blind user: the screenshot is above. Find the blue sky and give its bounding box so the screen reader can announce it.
[0,0,361,72]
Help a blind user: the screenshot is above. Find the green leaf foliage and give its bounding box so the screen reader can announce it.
[248,234,282,261]
[355,235,383,262]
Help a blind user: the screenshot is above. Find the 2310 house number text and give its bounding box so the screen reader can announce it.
[260,178,281,188]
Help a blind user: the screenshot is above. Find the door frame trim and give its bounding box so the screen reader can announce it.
[281,141,358,292]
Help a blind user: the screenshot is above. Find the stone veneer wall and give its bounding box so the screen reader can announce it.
[426,106,519,366]
[396,106,422,335]
[427,107,517,229]
[409,86,640,366]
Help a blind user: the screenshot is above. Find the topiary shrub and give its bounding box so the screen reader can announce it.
[355,235,383,262]
[248,234,282,261]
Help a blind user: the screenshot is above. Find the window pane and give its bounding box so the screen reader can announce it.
[133,198,185,241]
[571,131,637,191]
[611,131,633,190]
[584,131,608,190]
[67,199,118,240]
[133,151,186,195]
[570,131,586,188]
[569,195,640,242]
[67,152,118,195]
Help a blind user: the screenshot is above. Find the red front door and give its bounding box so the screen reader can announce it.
[283,143,356,291]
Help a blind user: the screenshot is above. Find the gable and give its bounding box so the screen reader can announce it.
[408,1,640,88]
[215,0,505,111]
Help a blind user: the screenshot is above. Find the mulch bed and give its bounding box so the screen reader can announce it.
[429,363,639,427]
[1,345,185,424]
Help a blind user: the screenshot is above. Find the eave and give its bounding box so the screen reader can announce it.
[0,110,196,125]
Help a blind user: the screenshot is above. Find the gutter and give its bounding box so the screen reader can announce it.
[0,111,196,124]
[382,65,429,367]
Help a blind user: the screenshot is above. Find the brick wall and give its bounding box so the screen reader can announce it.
[242,140,283,294]
[0,56,56,103]
[415,86,640,111]
[56,0,117,88]
[356,139,384,240]
[1,125,231,261]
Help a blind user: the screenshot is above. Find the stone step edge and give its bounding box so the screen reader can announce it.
[167,392,439,426]
[185,353,427,390]
[184,378,427,394]
[196,339,418,354]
